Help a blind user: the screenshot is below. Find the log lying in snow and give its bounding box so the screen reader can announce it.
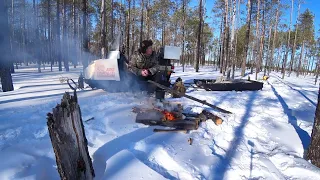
[47,92,95,180]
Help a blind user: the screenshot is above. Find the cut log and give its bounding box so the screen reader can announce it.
[201,110,224,125]
[47,92,95,180]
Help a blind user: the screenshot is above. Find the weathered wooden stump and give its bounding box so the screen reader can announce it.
[47,92,95,180]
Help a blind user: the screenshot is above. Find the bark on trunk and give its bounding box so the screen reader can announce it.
[268,0,280,76]
[182,0,186,72]
[315,58,319,85]
[229,0,236,79]
[47,0,53,71]
[0,0,14,92]
[100,0,107,58]
[62,0,69,71]
[222,0,229,75]
[254,0,260,80]
[307,86,320,167]
[57,0,62,71]
[256,0,265,80]
[219,17,224,73]
[195,0,203,72]
[47,92,95,179]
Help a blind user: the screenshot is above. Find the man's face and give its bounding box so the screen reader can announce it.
[145,46,153,55]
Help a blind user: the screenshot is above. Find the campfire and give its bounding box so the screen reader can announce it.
[162,110,177,121]
[133,101,223,132]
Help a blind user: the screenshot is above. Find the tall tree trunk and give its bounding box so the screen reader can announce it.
[307,86,320,168]
[222,0,229,75]
[282,0,294,79]
[182,0,186,72]
[140,0,144,46]
[33,0,41,73]
[219,16,224,73]
[242,0,252,77]
[131,0,136,55]
[161,4,165,47]
[254,0,260,80]
[0,0,14,92]
[289,3,300,77]
[268,0,280,76]
[22,0,27,66]
[315,57,319,85]
[195,0,202,72]
[256,0,265,80]
[146,0,150,39]
[101,0,107,58]
[73,0,77,68]
[232,0,240,79]
[126,0,131,59]
[11,0,17,71]
[297,41,305,77]
[57,0,62,71]
[47,0,53,71]
[62,0,69,71]
[264,25,272,76]
[78,10,82,65]
[111,0,114,40]
[82,0,89,69]
[229,0,236,79]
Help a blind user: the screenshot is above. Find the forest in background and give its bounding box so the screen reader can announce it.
[0,0,319,92]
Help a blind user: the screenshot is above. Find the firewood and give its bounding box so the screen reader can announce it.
[214,118,223,125]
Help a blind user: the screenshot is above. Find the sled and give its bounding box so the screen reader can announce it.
[193,79,263,91]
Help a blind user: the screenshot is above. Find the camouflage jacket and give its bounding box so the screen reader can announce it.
[129,51,160,76]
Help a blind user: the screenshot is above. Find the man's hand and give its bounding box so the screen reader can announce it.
[141,69,149,77]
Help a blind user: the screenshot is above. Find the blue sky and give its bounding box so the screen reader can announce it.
[190,0,320,37]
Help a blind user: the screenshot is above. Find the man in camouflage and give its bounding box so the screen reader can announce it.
[128,40,159,78]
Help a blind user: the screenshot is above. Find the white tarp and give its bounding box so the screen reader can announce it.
[85,58,120,81]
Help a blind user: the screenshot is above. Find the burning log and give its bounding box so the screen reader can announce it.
[133,101,223,132]
[135,109,199,130]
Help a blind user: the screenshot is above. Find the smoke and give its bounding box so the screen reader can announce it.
[4,0,101,70]
[3,0,156,94]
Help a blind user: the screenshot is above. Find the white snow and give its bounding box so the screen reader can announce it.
[0,65,319,180]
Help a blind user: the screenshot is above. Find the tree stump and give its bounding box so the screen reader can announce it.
[307,87,320,167]
[47,92,95,180]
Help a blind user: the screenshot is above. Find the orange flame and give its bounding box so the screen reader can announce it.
[162,110,176,121]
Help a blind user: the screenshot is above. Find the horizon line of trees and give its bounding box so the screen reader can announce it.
[1,0,320,92]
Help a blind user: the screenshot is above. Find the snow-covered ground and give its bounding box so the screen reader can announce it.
[0,65,319,180]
